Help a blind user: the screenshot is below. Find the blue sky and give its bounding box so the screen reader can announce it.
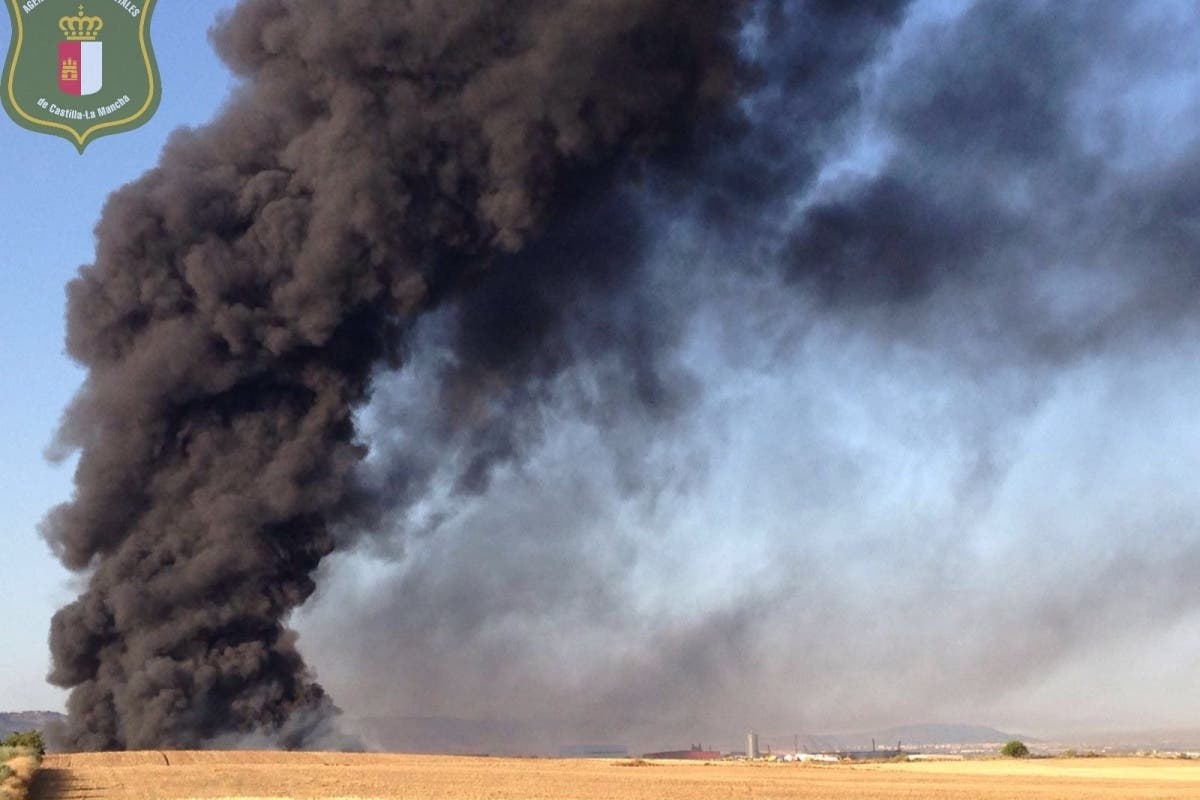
[0,0,238,711]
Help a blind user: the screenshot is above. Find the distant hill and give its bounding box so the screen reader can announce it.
[1045,727,1200,752]
[0,710,65,736]
[794,723,1019,753]
[874,724,1022,746]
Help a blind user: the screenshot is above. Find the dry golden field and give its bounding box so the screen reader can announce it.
[28,751,1200,800]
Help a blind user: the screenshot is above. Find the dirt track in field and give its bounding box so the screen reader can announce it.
[28,752,1200,800]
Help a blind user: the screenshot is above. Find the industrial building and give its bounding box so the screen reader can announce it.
[642,744,722,760]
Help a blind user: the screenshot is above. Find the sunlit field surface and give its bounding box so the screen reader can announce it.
[28,752,1200,800]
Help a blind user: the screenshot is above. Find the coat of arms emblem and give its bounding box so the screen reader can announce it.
[3,0,160,151]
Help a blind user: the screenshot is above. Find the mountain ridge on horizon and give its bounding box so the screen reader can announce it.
[784,723,1022,754]
[0,710,65,734]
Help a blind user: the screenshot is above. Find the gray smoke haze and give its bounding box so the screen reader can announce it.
[293,0,1200,753]
[44,0,1200,753]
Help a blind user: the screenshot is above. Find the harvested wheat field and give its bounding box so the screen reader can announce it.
[26,752,1200,800]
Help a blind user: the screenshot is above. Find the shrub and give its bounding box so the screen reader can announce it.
[1001,740,1030,758]
[0,733,43,758]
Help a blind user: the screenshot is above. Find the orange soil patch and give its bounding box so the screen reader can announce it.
[29,753,1200,800]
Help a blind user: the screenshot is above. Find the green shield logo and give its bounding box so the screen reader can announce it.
[3,0,160,152]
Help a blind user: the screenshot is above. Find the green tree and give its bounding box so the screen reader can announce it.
[2,730,45,757]
[1001,739,1029,758]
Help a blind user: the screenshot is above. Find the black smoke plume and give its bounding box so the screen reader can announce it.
[43,0,746,749]
[47,0,1200,754]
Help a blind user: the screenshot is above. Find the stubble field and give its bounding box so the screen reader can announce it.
[28,751,1200,800]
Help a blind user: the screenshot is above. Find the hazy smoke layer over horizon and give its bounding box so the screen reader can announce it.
[294,0,1200,752]
[44,0,1200,753]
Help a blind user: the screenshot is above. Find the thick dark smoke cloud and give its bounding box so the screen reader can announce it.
[43,0,745,749]
[784,1,1200,345]
[44,0,1200,753]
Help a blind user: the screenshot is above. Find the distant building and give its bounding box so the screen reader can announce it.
[747,732,759,759]
[643,744,722,760]
[792,753,839,763]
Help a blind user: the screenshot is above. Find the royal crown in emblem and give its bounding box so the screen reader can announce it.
[59,4,103,42]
